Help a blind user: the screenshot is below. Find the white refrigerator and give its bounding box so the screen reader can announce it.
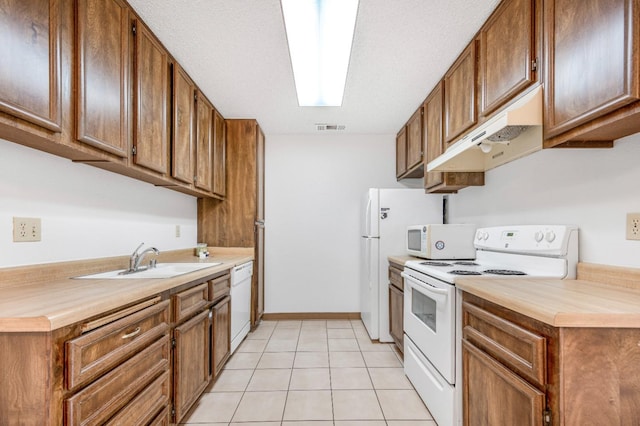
[360,188,443,342]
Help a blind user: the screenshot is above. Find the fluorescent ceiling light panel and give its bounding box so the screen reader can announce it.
[281,0,359,106]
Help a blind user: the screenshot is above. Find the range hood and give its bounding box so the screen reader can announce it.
[427,85,543,172]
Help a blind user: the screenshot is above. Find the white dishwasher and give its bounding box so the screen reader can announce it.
[230,261,253,354]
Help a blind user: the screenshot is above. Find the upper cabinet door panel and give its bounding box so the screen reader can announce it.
[76,0,129,157]
[444,42,477,146]
[396,127,407,178]
[479,0,538,117]
[212,109,226,197]
[424,82,444,190]
[406,107,423,170]
[195,92,213,192]
[0,0,61,132]
[132,19,169,174]
[172,64,195,184]
[544,0,640,138]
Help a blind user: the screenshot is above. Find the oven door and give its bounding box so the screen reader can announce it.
[402,270,456,384]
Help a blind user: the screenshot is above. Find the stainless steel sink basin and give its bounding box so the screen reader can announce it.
[74,262,222,279]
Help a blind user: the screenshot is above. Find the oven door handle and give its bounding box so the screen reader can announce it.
[401,272,449,299]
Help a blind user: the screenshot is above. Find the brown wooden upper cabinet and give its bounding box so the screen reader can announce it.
[0,0,62,133]
[406,107,424,170]
[75,0,129,158]
[544,0,640,144]
[424,82,484,193]
[195,92,213,192]
[172,63,196,185]
[131,18,170,175]
[444,41,478,147]
[212,109,226,197]
[396,127,407,178]
[478,0,540,118]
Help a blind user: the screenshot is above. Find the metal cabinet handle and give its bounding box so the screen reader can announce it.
[121,327,141,339]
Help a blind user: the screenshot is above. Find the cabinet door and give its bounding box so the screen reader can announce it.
[544,0,640,138]
[0,0,61,132]
[479,0,538,117]
[406,107,423,170]
[76,0,129,157]
[424,82,445,189]
[253,127,265,327]
[444,42,477,147]
[395,127,407,178]
[212,109,226,197]
[388,284,404,353]
[172,64,195,184]
[211,296,230,377]
[173,309,211,423]
[424,82,485,193]
[463,340,544,426]
[132,19,169,174]
[195,92,213,192]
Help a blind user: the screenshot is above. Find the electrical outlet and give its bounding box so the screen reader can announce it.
[13,217,41,242]
[175,224,181,238]
[626,213,640,240]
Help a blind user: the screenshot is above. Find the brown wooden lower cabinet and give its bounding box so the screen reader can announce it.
[0,270,236,426]
[463,340,545,426]
[172,308,211,423]
[462,292,640,426]
[388,261,404,353]
[211,295,231,377]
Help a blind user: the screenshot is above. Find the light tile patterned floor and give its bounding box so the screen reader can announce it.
[180,319,436,426]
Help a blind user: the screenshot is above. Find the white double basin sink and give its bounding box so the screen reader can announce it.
[75,262,223,279]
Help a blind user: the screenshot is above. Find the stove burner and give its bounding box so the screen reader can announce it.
[419,261,452,267]
[453,261,479,266]
[449,270,483,276]
[483,269,527,276]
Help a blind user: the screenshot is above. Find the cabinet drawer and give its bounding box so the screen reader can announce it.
[65,336,170,426]
[209,273,231,302]
[148,406,171,426]
[66,300,170,390]
[173,282,209,322]
[462,301,546,387]
[105,369,170,426]
[389,266,403,291]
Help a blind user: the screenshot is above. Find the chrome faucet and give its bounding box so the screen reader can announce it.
[121,243,160,274]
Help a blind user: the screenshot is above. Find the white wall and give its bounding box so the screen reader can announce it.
[265,134,417,313]
[0,140,198,267]
[448,133,640,268]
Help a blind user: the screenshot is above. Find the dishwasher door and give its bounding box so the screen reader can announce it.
[230,261,253,353]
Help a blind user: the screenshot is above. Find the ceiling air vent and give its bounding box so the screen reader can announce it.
[316,123,346,131]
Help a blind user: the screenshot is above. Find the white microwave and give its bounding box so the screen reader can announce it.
[406,224,477,259]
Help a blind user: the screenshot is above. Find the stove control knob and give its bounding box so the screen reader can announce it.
[545,231,556,242]
[534,231,544,242]
[476,231,483,241]
[482,231,489,240]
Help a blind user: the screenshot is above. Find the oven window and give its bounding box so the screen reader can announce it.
[411,287,437,332]
[407,229,422,251]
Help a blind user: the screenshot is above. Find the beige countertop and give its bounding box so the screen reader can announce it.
[0,247,253,332]
[456,274,640,328]
[388,254,422,266]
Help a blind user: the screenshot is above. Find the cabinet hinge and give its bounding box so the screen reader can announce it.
[131,146,137,156]
[132,22,136,35]
[543,409,552,426]
[194,92,198,102]
[531,58,538,72]
[171,338,176,348]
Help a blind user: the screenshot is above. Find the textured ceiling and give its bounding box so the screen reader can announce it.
[126,0,500,135]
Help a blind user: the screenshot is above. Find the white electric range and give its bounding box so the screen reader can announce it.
[402,225,579,426]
